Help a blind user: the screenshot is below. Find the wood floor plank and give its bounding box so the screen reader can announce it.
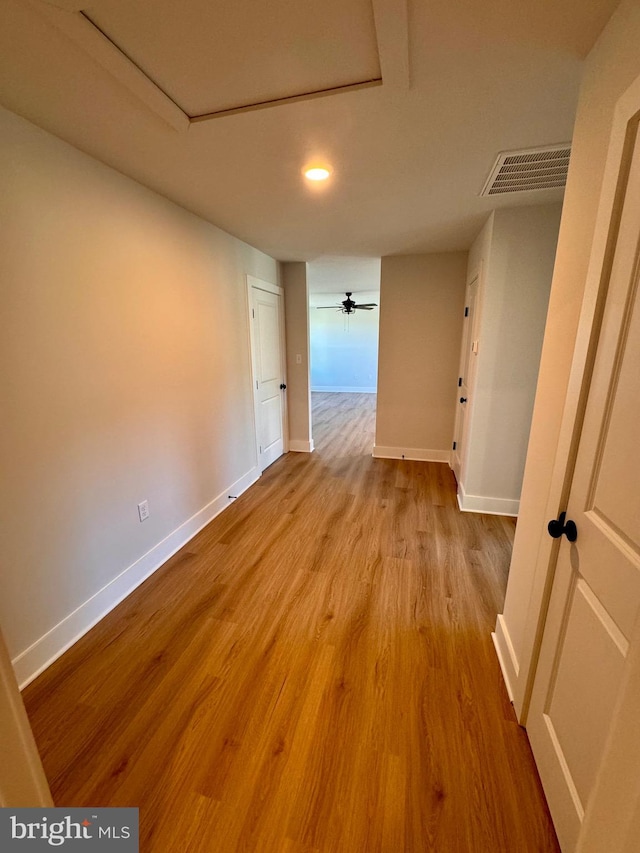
[22,391,559,852]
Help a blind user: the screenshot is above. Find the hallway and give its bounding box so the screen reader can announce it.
[23,393,559,851]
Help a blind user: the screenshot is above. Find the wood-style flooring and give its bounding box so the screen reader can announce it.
[23,392,560,852]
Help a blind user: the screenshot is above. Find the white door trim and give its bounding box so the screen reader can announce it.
[0,628,52,807]
[246,276,288,470]
[451,267,482,484]
[247,275,282,298]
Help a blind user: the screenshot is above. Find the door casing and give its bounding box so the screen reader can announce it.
[451,270,481,485]
[246,275,288,471]
[0,628,52,807]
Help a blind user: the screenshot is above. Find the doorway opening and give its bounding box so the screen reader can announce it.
[307,257,381,456]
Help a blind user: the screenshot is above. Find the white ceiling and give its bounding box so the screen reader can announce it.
[0,0,619,261]
[307,257,381,297]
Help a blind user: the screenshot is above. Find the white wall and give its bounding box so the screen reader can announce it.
[459,204,562,515]
[0,107,278,686]
[310,290,379,392]
[496,0,640,718]
[375,253,467,461]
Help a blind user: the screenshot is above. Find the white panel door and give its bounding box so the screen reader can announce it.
[251,284,286,471]
[452,274,479,483]
[527,127,640,852]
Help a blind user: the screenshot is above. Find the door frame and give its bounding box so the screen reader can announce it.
[246,275,288,470]
[0,627,52,807]
[451,266,483,486]
[503,74,640,726]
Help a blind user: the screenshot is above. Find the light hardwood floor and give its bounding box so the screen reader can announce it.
[23,392,559,852]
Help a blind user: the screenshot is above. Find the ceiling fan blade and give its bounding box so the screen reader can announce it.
[355,306,375,310]
[316,305,341,309]
[355,303,378,308]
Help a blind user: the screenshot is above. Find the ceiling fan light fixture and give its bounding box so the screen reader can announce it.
[316,292,378,315]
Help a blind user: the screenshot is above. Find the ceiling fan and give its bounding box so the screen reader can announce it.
[316,292,378,314]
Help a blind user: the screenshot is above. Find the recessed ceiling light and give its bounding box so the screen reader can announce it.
[304,167,331,181]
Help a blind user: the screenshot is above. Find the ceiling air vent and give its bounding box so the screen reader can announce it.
[479,143,571,196]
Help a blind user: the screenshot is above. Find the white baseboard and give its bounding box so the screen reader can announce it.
[288,439,314,453]
[13,465,261,690]
[492,614,521,712]
[372,445,450,463]
[456,482,519,516]
[311,386,377,393]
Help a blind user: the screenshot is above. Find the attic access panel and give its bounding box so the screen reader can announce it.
[81,0,382,117]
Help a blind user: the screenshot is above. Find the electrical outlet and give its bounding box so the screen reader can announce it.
[296,354,302,364]
[138,500,150,522]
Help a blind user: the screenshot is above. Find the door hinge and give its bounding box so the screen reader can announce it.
[256,380,258,389]
[259,445,262,453]
[458,377,462,387]
[464,306,469,317]
[452,441,457,450]
[252,308,255,318]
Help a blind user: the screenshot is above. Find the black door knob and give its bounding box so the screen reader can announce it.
[459,397,467,403]
[280,383,287,390]
[547,511,578,542]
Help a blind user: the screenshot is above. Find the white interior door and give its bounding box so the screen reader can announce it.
[452,273,479,482]
[249,280,287,471]
[527,126,640,852]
